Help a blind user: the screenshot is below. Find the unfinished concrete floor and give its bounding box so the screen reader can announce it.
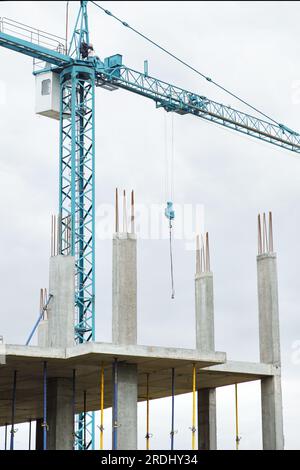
[0,342,275,426]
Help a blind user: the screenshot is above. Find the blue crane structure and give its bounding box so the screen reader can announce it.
[0,0,300,450]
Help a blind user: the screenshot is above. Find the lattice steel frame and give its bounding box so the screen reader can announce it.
[59,63,95,449]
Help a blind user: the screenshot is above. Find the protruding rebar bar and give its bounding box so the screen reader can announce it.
[258,211,274,254]
[131,190,135,234]
[263,212,268,254]
[115,188,119,233]
[196,234,200,274]
[200,234,205,273]
[196,232,211,273]
[269,212,273,252]
[123,190,128,233]
[258,214,262,255]
[205,232,210,272]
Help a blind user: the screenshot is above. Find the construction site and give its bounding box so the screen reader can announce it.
[0,1,299,451]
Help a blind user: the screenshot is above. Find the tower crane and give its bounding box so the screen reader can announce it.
[0,0,299,450]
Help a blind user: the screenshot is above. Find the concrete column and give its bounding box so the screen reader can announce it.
[195,272,214,352]
[257,252,284,449]
[112,231,138,449]
[46,255,75,449]
[112,363,138,450]
[47,378,74,450]
[197,388,217,451]
[112,233,137,345]
[47,255,75,349]
[195,234,217,450]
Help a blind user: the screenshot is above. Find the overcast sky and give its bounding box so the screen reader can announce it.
[0,0,299,450]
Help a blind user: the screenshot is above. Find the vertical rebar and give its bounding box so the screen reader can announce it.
[196,234,200,274]
[123,190,128,233]
[131,190,135,234]
[200,235,205,273]
[263,212,268,253]
[115,188,119,233]
[205,232,210,272]
[170,368,175,450]
[42,361,47,450]
[258,214,262,255]
[10,370,17,450]
[269,212,273,252]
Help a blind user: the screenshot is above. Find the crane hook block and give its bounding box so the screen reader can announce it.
[165,201,175,221]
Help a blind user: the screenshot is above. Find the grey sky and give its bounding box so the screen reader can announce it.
[0,1,299,449]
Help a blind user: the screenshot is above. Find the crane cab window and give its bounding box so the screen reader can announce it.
[41,79,51,96]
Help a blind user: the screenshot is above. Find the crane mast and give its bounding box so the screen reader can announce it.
[0,0,299,451]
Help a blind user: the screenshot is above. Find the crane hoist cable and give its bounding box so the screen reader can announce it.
[164,112,175,299]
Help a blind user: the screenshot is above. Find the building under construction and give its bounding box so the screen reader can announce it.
[0,1,292,451]
[0,202,284,450]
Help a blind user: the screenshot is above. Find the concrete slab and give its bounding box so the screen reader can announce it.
[0,342,274,427]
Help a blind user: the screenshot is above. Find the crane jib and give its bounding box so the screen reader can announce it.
[97,73,300,153]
